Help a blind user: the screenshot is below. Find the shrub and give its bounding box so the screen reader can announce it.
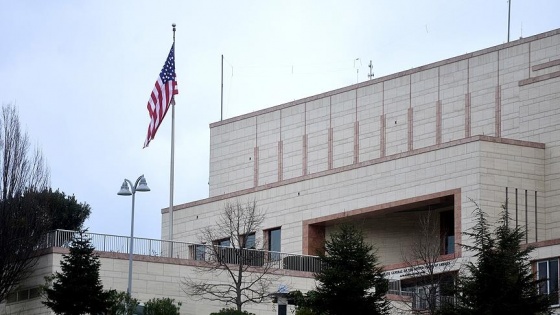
[105,290,139,315]
[209,308,256,315]
[144,297,181,315]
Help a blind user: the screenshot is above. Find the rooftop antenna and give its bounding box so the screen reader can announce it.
[368,60,375,80]
[221,54,223,121]
[507,0,512,42]
[354,58,361,83]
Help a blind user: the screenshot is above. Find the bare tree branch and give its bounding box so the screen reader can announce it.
[0,103,51,303]
[182,199,278,311]
[0,104,49,198]
[398,209,456,315]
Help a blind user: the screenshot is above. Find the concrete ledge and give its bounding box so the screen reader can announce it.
[519,70,560,86]
[532,58,560,71]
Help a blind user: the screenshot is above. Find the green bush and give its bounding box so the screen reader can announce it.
[209,308,256,315]
[144,297,181,315]
[295,309,317,315]
[105,290,139,315]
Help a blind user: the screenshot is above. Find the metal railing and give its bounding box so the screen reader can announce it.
[387,280,458,310]
[42,229,322,273]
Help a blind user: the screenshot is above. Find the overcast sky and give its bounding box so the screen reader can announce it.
[1,1,559,241]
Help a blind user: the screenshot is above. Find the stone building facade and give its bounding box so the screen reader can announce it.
[2,27,560,314]
[165,27,560,312]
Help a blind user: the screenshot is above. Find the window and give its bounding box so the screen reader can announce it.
[193,244,206,261]
[440,211,454,255]
[266,227,281,261]
[401,273,455,311]
[537,258,559,305]
[244,233,256,249]
[268,228,281,252]
[216,238,230,247]
[6,287,41,304]
[214,238,236,264]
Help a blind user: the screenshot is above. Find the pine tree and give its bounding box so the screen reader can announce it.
[309,224,390,315]
[448,204,552,315]
[43,230,110,314]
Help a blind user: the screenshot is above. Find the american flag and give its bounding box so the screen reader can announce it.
[144,43,178,148]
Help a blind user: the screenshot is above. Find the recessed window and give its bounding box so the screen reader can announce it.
[215,238,230,247]
[440,211,454,255]
[193,244,206,261]
[266,227,281,261]
[538,258,559,305]
[6,287,41,304]
[244,233,256,249]
[268,228,281,252]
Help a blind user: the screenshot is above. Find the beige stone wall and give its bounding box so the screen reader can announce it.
[203,30,560,243]
[169,138,545,260]
[158,28,560,314]
[0,250,315,315]
[0,254,55,315]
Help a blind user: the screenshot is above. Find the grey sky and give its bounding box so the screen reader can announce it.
[1,1,558,240]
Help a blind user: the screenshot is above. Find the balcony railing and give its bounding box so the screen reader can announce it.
[41,229,322,273]
[388,280,458,310]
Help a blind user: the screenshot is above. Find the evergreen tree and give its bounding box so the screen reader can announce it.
[447,204,552,315]
[43,230,110,314]
[309,224,390,315]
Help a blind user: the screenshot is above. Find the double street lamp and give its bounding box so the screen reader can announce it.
[117,175,150,296]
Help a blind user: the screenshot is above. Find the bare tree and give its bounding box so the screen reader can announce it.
[0,103,51,303]
[1,104,50,198]
[183,200,277,311]
[397,210,456,315]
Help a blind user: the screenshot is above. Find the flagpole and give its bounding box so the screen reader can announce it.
[169,23,176,256]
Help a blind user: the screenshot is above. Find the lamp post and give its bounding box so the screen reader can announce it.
[117,174,150,296]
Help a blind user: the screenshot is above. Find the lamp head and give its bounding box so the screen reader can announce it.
[117,180,132,196]
[136,176,150,192]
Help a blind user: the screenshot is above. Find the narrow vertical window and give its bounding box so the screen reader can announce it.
[194,244,206,261]
[538,258,559,305]
[268,228,281,252]
[440,211,454,255]
[266,227,281,261]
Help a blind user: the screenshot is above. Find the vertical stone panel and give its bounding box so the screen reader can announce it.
[302,134,308,176]
[407,108,413,151]
[465,93,471,137]
[281,103,305,181]
[440,60,468,143]
[411,67,438,149]
[357,83,382,162]
[328,128,333,170]
[331,91,355,168]
[354,122,359,164]
[278,140,283,182]
[306,98,329,174]
[436,100,442,144]
[380,114,386,157]
[253,146,258,187]
[495,85,502,138]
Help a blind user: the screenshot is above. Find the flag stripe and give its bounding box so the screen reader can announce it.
[144,44,179,148]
